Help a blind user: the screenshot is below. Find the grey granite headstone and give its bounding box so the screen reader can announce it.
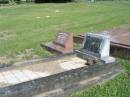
[83,33,110,58]
[79,33,115,63]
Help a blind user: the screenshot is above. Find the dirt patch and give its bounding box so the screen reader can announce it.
[16,48,40,60]
[0,48,40,65]
[0,31,16,40]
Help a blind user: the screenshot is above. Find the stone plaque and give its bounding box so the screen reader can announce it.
[53,32,69,47]
[41,32,73,54]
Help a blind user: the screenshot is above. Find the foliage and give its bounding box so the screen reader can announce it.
[0,0,9,4]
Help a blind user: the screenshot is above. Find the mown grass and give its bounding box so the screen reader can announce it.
[70,59,130,97]
[0,2,130,57]
[0,1,130,97]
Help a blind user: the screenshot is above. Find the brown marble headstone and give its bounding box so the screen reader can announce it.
[41,32,73,54]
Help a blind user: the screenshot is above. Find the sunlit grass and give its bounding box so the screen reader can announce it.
[0,2,130,56]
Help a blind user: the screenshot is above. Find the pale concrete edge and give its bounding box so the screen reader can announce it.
[36,66,124,97]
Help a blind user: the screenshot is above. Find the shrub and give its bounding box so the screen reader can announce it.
[0,0,9,4]
[35,0,74,3]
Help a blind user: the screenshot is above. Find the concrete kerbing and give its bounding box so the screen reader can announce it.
[0,60,122,97]
[36,68,123,97]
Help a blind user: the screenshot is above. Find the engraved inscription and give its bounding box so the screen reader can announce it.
[54,32,69,46]
[83,36,103,53]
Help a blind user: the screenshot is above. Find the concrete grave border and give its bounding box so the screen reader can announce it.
[0,53,123,97]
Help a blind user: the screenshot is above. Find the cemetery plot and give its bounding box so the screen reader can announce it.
[74,28,130,48]
[0,33,122,97]
[74,28,130,59]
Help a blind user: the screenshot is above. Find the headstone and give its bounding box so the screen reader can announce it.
[83,33,110,58]
[53,32,70,47]
[41,32,73,54]
[77,33,115,64]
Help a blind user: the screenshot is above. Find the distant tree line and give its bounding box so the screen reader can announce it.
[35,0,74,3]
[0,0,75,4]
[0,0,130,4]
[0,0,9,4]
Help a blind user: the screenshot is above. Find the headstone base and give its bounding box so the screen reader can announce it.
[41,32,73,54]
[41,42,73,54]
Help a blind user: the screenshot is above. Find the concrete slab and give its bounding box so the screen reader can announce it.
[107,28,130,47]
[60,58,86,70]
[0,55,86,88]
[12,70,30,82]
[2,71,19,84]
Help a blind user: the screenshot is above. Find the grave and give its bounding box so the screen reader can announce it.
[76,33,115,64]
[108,28,130,59]
[41,32,73,54]
[74,28,130,59]
[0,33,122,97]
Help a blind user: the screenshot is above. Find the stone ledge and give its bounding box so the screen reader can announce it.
[0,61,122,97]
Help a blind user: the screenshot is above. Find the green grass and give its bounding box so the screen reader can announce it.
[0,2,130,57]
[70,59,130,97]
[0,1,130,97]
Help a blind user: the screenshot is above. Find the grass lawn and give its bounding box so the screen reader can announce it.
[0,1,130,96]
